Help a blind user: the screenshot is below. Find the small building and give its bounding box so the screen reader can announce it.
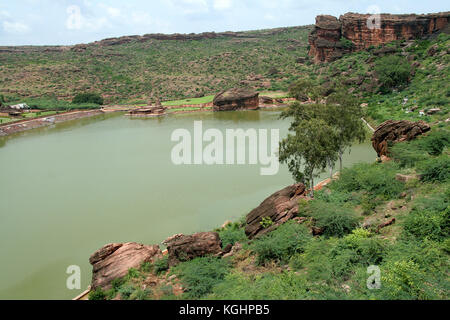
[9,103,30,110]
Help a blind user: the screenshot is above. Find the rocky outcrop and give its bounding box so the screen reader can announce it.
[308,15,348,63]
[245,183,307,239]
[371,120,431,157]
[213,88,259,111]
[309,12,450,63]
[89,242,163,290]
[162,232,222,266]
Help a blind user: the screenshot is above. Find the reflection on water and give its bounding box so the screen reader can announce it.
[0,110,376,299]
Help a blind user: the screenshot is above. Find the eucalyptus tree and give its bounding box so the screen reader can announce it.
[325,90,367,172]
[279,118,340,198]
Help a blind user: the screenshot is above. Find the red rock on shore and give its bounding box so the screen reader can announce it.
[89,242,163,290]
[371,120,431,157]
[213,88,259,111]
[245,183,307,239]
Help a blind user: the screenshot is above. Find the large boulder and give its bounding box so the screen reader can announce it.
[245,183,307,239]
[213,88,259,111]
[89,242,162,290]
[371,120,431,157]
[162,232,222,266]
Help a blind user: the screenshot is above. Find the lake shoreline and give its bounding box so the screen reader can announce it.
[0,102,291,137]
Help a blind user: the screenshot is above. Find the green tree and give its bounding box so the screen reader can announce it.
[325,90,367,172]
[374,55,411,93]
[279,118,339,197]
[288,78,322,102]
[281,90,366,175]
[72,93,104,105]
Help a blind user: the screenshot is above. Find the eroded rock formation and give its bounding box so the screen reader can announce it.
[371,120,431,157]
[162,232,222,266]
[309,12,450,63]
[245,183,307,239]
[89,242,163,290]
[213,88,259,111]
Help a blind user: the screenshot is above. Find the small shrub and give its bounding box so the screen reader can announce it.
[209,271,309,300]
[88,287,106,300]
[252,221,312,265]
[153,255,169,275]
[260,217,274,229]
[118,284,137,300]
[173,257,230,299]
[419,156,450,183]
[380,260,431,299]
[340,37,354,50]
[218,222,246,249]
[330,162,404,201]
[306,200,360,237]
[403,196,449,241]
[126,268,140,279]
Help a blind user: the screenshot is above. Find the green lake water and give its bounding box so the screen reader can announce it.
[0,110,376,299]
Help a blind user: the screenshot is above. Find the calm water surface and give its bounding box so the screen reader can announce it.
[0,110,376,299]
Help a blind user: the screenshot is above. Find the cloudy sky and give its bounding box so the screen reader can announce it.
[0,0,448,45]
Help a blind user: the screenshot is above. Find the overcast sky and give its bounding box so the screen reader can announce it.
[0,0,448,46]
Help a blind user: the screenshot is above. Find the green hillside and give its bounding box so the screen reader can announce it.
[0,26,311,105]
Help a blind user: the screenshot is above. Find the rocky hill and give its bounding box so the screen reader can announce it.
[309,12,450,63]
[0,26,311,105]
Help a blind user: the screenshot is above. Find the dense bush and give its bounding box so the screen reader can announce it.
[379,260,434,299]
[251,221,312,265]
[391,129,450,168]
[374,55,411,93]
[217,222,247,249]
[153,255,169,275]
[209,271,309,300]
[330,232,385,278]
[403,195,449,241]
[419,156,450,183]
[305,200,360,237]
[72,93,104,105]
[330,162,404,201]
[88,287,106,300]
[173,257,230,299]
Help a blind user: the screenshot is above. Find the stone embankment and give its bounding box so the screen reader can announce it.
[0,109,104,137]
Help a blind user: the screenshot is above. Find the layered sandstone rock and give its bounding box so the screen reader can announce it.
[371,120,431,157]
[213,88,259,111]
[245,183,307,239]
[89,242,163,290]
[162,232,222,266]
[309,12,450,63]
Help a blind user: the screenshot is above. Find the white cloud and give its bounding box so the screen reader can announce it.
[213,0,232,10]
[107,7,121,18]
[131,12,152,25]
[166,0,209,14]
[3,21,30,34]
[65,5,109,31]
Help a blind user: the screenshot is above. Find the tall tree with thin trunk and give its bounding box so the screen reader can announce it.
[325,90,367,172]
[279,118,339,198]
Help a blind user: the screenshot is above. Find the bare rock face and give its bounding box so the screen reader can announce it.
[162,232,222,266]
[245,183,307,239]
[308,15,347,63]
[259,96,274,105]
[213,88,259,111]
[89,242,162,290]
[309,12,450,63]
[371,120,431,157]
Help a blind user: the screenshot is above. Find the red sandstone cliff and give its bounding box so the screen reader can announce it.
[309,12,450,63]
